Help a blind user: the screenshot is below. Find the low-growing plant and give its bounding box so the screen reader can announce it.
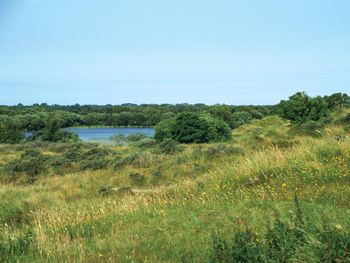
[0,230,34,260]
[114,152,142,169]
[205,144,243,157]
[129,172,146,186]
[4,149,47,183]
[127,133,149,142]
[131,137,157,148]
[79,147,110,171]
[157,138,181,154]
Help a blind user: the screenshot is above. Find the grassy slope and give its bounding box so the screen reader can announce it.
[0,113,350,262]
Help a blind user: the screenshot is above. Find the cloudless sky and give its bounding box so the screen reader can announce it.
[0,0,349,105]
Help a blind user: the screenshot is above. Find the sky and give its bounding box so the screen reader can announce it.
[0,0,349,105]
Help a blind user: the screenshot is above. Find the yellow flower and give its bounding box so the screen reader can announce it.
[282,182,287,188]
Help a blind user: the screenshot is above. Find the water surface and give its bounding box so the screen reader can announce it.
[66,127,154,143]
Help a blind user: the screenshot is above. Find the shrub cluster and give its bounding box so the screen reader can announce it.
[155,112,232,143]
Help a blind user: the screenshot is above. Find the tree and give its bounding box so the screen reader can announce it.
[155,112,231,143]
[277,92,329,124]
[231,111,253,128]
[154,117,176,141]
[207,105,235,128]
[38,113,79,142]
[324,93,350,109]
[0,116,24,143]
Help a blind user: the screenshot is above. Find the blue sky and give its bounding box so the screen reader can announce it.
[0,0,349,105]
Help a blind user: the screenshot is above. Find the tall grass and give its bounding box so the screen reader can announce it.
[0,116,349,262]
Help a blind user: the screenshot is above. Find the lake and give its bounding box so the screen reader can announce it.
[66,127,154,143]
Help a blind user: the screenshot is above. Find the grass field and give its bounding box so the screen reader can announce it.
[0,113,350,262]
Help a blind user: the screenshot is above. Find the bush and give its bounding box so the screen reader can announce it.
[158,139,181,154]
[127,133,149,142]
[231,111,253,128]
[109,134,128,146]
[114,152,142,169]
[128,173,146,186]
[0,116,24,144]
[292,120,325,137]
[131,138,157,148]
[4,149,47,183]
[79,147,110,171]
[277,92,329,124]
[33,113,80,142]
[63,144,84,162]
[155,112,232,143]
[154,117,176,142]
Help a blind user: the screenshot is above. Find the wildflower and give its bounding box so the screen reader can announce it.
[282,182,287,188]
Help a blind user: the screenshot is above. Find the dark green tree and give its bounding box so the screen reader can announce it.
[231,111,253,128]
[277,92,329,124]
[324,93,349,109]
[155,112,231,143]
[39,113,79,142]
[0,116,24,143]
[207,105,235,128]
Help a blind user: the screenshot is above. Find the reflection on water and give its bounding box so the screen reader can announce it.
[66,127,154,143]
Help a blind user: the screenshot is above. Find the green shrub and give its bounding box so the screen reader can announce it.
[114,152,142,169]
[154,117,177,141]
[127,133,149,142]
[155,112,231,143]
[63,144,84,162]
[0,116,24,144]
[131,138,157,148]
[4,149,47,183]
[129,172,146,186]
[79,147,110,171]
[109,134,128,146]
[231,111,253,128]
[277,92,329,124]
[158,138,180,154]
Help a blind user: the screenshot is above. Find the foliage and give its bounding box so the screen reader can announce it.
[324,92,350,109]
[231,111,253,128]
[0,116,24,144]
[131,137,157,148]
[157,138,181,154]
[79,148,110,171]
[155,112,231,143]
[154,117,177,141]
[207,105,235,128]
[129,172,146,186]
[36,113,79,142]
[4,149,47,182]
[0,92,349,261]
[126,133,149,142]
[277,92,329,124]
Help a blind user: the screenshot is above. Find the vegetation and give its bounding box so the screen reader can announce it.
[155,112,231,143]
[0,91,349,262]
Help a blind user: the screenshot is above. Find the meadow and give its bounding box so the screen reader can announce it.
[0,94,350,262]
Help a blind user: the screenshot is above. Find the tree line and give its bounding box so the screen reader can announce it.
[0,92,348,144]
